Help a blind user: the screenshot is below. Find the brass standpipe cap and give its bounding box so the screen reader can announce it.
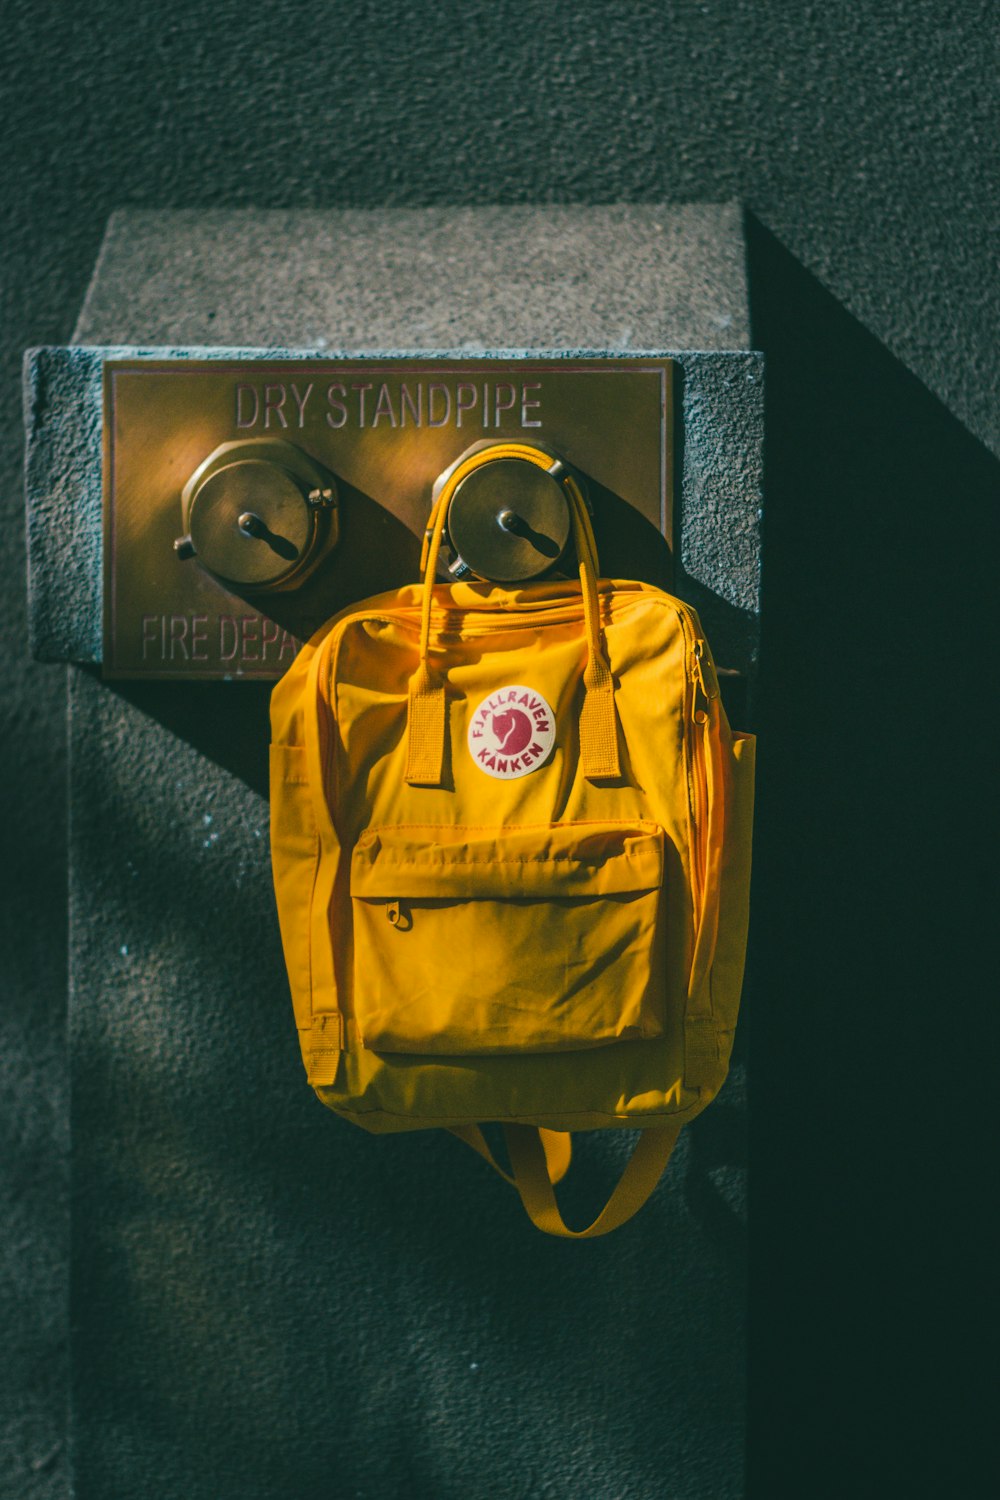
[432,440,584,584]
[175,438,338,591]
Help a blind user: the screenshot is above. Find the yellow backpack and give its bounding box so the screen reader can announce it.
[269,443,755,1237]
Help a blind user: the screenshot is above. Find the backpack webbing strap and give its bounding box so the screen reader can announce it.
[449,1124,572,1186]
[404,661,449,788]
[405,481,451,785]
[572,486,621,780]
[682,1016,721,1090]
[503,1122,681,1239]
[306,1014,343,1086]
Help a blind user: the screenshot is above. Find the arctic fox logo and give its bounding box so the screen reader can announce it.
[491,708,533,755]
[467,685,556,780]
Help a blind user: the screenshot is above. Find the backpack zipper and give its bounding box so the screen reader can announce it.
[680,619,718,927]
[317,596,628,701]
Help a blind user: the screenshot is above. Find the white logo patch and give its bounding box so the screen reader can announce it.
[467,685,556,779]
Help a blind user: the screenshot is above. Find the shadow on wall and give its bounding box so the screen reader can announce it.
[744,217,998,1498]
[109,675,274,798]
[70,672,749,1500]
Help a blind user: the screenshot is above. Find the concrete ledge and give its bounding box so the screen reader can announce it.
[74,205,750,349]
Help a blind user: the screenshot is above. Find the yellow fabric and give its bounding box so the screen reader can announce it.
[448,1124,572,1186]
[269,448,755,1235]
[404,474,451,785]
[505,1122,681,1239]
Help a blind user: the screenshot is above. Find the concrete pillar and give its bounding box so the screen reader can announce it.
[25,206,761,1499]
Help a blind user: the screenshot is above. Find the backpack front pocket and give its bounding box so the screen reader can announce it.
[349,822,666,1054]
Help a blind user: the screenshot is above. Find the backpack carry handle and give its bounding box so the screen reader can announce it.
[405,443,621,785]
[417,450,601,580]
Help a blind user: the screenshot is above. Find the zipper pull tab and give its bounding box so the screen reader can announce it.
[386,900,412,930]
[695,642,719,705]
[692,640,719,724]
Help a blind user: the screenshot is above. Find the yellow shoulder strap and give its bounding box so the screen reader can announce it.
[449,1123,572,1186]
[503,1122,681,1238]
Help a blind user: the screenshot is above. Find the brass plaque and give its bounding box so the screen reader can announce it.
[103,358,674,680]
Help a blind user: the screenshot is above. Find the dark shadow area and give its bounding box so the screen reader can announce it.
[105,671,273,799]
[717,670,750,732]
[685,1074,748,1268]
[745,216,999,1498]
[588,477,673,591]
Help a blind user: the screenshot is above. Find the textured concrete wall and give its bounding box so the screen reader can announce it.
[2,2,998,1497]
[3,2,996,457]
[39,203,758,1500]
